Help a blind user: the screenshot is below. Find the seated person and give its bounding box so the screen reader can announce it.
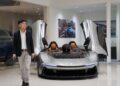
[69,41,78,49]
[61,44,83,58]
[48,41,59,52]
[62,44,70,53]
[69,41,78,51]
[69,41,84,53]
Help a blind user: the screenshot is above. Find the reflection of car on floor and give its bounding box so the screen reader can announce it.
[37,41,98,79]
[0,30,14,66]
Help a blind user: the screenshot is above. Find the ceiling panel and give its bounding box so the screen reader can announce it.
[0,1,44,15]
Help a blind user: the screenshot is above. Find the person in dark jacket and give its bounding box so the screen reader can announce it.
[13,19,35,86]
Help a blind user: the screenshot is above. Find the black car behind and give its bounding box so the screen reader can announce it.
[0,30,15,66]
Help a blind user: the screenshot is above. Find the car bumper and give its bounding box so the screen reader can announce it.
[44,64,96,70]
[39,64,98,79]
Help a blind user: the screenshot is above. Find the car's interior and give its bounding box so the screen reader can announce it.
[41,38,86,58]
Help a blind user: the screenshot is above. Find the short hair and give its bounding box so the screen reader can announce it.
[18,19,27,25]
[62,44,70,53]
[69,41,78,47]
[48,41,59,49]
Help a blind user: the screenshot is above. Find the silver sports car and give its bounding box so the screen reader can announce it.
[32,20,107,79]
[37,47,98,78]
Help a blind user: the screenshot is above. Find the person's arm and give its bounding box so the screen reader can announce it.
[30,32,35,59]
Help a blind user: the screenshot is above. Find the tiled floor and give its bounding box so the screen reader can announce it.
[0,62,120,86]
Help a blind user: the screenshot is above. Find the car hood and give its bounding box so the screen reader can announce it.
[40,52,98,67]
[46,58,96,67]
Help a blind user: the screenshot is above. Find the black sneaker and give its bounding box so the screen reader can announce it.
[25,83,29,86]
[22,81,26,86]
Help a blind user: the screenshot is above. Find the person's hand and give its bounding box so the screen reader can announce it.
[31,53,35,60]
[12,54,16,60]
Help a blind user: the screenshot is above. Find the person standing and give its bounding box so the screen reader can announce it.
[13,20,35,86]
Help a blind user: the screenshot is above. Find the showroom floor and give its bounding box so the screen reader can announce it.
[0,62,120,86]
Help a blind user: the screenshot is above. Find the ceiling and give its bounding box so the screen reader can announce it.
[50,0,106,10]
[15,0,107,13]
[67,3,106,13]
[0,1,44,15]
[0,0,118,16]
[49,0,120,13]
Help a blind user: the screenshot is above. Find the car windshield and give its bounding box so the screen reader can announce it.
[0,30,9,36]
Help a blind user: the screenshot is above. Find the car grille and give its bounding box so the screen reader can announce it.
[42,66,97,79]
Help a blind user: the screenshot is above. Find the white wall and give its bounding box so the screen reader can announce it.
[46,7,85,47]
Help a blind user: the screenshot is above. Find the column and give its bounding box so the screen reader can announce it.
[106,2,111,63]
[116,4,120,61]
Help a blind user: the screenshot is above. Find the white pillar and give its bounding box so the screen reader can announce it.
[116,5,120,61]
[106,2,111,63]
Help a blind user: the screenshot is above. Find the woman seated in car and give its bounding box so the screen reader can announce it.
[69,41,85,54]
[69,41,77,49]
[48,41,59,52]
[69,41,80,52]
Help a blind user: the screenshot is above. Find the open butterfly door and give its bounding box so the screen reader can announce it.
[81,20,107,60]
[32,20,46,55]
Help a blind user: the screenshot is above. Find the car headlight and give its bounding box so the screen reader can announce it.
[85,63,95,67]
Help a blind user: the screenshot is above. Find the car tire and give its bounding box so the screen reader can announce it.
[37,56,42,77]
[37,60,40,77]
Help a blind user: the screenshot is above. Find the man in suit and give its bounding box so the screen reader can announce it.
[13,20,35,86]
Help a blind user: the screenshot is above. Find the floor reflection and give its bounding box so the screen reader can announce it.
[0,62,120,86]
